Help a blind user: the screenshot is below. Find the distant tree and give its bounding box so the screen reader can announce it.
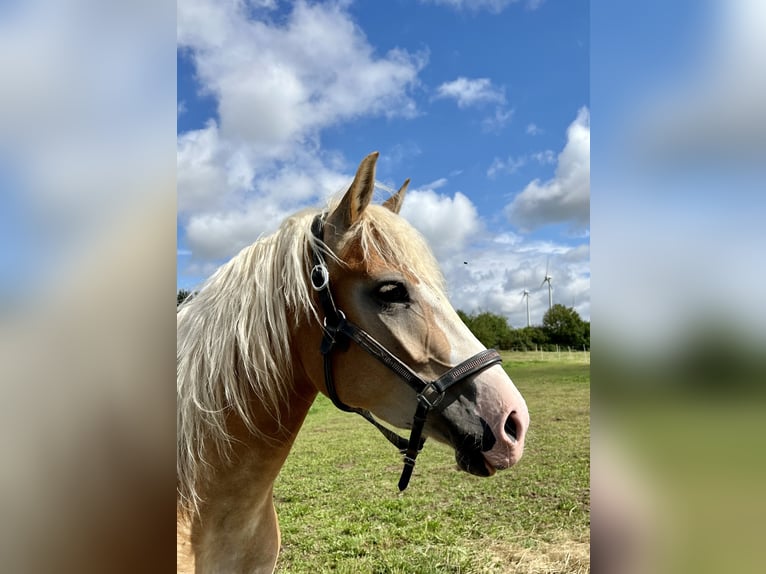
[457,308,592,351]
[456,309,472,327]
[506,328,528,351]
[508,325,549,351]
[455,310,512,349]
[177,289,192,306]
[542,304,587,349]
[526,326,550,347]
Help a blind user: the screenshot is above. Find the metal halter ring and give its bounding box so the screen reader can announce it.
[311,264,330,291]
[322,310,346,330]
[418,383,444,409]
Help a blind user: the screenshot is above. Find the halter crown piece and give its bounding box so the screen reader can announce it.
[309,215,502,491]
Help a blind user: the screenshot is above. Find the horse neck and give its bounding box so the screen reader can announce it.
[189,368,318,573]
[201,370,318,506]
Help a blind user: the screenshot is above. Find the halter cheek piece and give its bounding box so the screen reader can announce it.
[309,215,502,491]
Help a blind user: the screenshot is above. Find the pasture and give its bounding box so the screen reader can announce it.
[274,351,590,573]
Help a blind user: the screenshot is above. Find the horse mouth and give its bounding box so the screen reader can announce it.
[455,446,495,477]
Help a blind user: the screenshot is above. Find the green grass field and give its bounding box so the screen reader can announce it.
[274,352,590,573]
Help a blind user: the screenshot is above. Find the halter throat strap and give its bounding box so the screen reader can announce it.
[309,214,502,490]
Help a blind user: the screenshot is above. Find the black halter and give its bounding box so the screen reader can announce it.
[309,215,502,490]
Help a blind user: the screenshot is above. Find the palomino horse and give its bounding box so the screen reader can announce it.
[177,152,529,573]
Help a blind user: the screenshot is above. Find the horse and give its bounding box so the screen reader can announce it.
[177,152,530,573]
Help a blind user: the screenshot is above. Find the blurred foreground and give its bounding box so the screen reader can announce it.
[0,1,177,572]
[592,1,766,573]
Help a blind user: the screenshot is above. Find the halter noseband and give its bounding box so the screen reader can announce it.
[309,214,502,491]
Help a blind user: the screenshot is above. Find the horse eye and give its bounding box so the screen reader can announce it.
[374,281,410,305]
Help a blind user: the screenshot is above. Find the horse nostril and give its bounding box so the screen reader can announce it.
[504,412,518,441]
[480,417,496,452]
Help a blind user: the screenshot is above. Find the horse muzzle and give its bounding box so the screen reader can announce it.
[443,365,529,477]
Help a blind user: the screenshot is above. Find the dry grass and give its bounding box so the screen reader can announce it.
[501,350,591,365]
[483,532,590,573]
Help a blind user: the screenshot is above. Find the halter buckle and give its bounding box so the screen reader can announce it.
[311,264,330,291]
[321,310,349,354]
[322,309,346,331]
[418,383,443,409]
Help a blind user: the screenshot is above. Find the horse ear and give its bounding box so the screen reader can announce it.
[328,151,379,232]
[382,178,409,214]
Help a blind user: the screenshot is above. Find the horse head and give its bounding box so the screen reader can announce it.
[303,152,529,480]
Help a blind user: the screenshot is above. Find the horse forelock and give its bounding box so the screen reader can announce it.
[346,205,446,293]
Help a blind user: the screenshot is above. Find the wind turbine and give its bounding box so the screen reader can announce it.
[520,289,531,327]
[541,259,553,311]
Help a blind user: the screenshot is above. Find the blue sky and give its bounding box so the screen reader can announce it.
[177,0,590,327]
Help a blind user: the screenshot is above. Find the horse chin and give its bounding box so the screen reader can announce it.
[455,448,495,477]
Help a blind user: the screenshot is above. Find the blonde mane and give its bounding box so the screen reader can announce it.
[177,198,445,515]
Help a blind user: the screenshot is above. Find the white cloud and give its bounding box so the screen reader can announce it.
[179,142,352,259]
[526,123,542,135]
[420,0,521,13]
[434,77,506,109]
[419,177,449,191]
[185,200,290,260]
[436,239,590,326]
[176,0,428,265]
[249,0,279,9]
[530,150,556,165]
[420,0,545,12]
[525,0,546,10]
[177,121,229,213]
[180,260,223,282]
[178,0,425,156]
[482,107,515,132]
[397,185,588,325]
[399,189,481,260]
[504,107,590,231]
[486,149,555,178]
[487,156,526,178]
[433,77,514,132]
